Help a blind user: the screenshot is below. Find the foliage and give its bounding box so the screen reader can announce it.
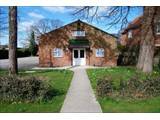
[96,72,160,99]
[87,67,160,112]
[0,75,52,102]
[154,47,160,71]
[97,77,113,97]
[0,70,73,112]
[117,44,140,66]
[0,48,31,59]
[28,31,38,56]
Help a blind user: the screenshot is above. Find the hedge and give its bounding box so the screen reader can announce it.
[0,48,32,59]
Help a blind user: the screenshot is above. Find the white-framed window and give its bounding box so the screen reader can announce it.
[128,30,132,38]
[156,22,160,34]
[95,48,104,57]
[72,31,85,37]
[53,48,63,57]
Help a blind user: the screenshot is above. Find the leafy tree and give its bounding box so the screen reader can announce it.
[28,31,37,56]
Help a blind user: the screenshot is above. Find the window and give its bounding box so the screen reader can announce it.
[72,31,85,37]
[156,22,160,34]
[80,50,84,58]
[96,48,104,57]
[53,48,63,57]
[74,50,78,58]
[128,30,132,38]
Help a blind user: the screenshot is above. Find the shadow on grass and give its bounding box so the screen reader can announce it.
[43,88,65,101]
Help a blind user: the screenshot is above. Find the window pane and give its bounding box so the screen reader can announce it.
[80,50,84,58]
[74,50,78,58]
[96,48,104,57]
[128,31,132,38]
[53,48,63,57]
[72,31,85,37]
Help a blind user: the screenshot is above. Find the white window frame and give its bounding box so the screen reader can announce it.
[53,48,63,57]
[95,48,104,57]
[156,22,160,35]
[72,31,85,37]
[128,30,132,38]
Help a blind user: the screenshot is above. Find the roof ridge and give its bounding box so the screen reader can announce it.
[40,19,117,39]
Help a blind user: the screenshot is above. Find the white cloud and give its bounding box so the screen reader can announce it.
[87,7,109,17]
[98,7,109,13]
[42,6,72,13]
[28,12,45,19]
[18,21,34,32]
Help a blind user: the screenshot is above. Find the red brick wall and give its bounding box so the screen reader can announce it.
[39,21,118,67]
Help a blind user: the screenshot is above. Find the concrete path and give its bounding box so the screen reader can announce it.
[61,67,102,113]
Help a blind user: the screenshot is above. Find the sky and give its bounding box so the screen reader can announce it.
[0,6,143,47]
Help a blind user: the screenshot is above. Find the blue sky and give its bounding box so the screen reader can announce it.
[0,6,143,47]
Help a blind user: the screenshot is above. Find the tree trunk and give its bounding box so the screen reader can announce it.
[8,6,18,75]
[137,7,157,73]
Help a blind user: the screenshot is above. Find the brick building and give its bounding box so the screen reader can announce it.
[119,16,160,65]
[38,20,118,67]
[120,16,160,47]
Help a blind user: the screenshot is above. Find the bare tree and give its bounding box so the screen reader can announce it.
[72,6,159,73]
[8,6,18,75]
[31,19,63,36]
[72,7,138,30]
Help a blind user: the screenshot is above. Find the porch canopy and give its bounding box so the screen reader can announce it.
[69,39,90,48]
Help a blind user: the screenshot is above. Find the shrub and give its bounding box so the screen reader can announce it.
[124,75,144,98]
[0,49,8,59]
[117,45,139,66]
[97,77,113,97]
[97,74,160,99]
[142,76,160,97]
[0,48,35,59]
[0,75,53,102]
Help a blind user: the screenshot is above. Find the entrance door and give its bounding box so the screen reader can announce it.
[73,48,86,66]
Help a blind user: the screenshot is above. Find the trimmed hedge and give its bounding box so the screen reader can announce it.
[0,48,33,59]
[0,75,53,102]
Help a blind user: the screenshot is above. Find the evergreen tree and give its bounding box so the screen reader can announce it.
[29,31,37,56]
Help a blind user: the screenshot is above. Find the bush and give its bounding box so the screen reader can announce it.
[0,49,8,59]
[97,74,160,99]
[0,75,53,102]
[117,45,139,66]
[143,77,160,97]
[97,77,113,97]
[17,48,31,58]
[0,48,35,59]
[124,75,160,99]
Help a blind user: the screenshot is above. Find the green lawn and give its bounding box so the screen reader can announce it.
[0,69,73,112]
[87,67,160,113]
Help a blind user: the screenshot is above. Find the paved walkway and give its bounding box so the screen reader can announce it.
[60,67,102,113]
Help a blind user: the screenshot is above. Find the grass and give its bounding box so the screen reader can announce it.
[87,66,160,112]
[0,69,73,112]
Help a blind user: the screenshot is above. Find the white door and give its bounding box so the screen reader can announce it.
[73,48,86,66]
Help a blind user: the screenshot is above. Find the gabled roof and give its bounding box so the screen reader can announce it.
[40,19,118,39]
[122,16,142,34]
